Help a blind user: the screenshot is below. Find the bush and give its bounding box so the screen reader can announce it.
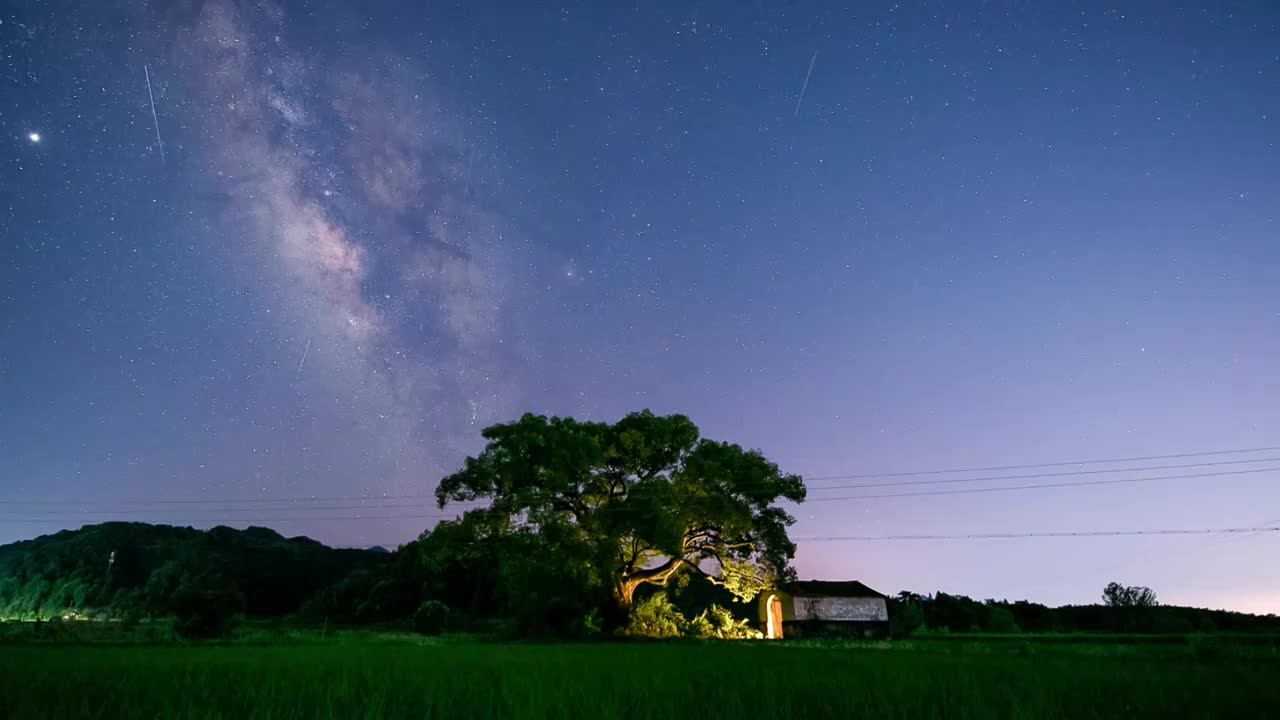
[689,604,761,639]
[170,586,242,640]
[578,608,603,638]
[413,600,451,636]
[890,598,926,638]
[687,613,714,638]
[626,592,686,638]
[984,606,1021,634]
[118,606,143,632]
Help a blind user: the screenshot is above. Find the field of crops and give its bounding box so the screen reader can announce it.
[2,635,1278,719]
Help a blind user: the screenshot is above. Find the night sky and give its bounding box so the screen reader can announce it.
[3,0,1278,612]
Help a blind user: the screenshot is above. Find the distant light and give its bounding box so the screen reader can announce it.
[27,132,40,143]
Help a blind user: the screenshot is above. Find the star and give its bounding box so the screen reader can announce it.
[27,132,40,143]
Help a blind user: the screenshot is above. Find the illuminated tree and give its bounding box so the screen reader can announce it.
[435,411,806,616]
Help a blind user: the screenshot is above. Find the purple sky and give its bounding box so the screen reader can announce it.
[2,0,1277,613]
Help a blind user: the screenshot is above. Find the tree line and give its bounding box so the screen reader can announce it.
[889,583,1280,636]
[0,522,383,637]
[2,411,1277,639]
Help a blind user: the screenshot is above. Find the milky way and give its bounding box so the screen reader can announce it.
[169,0,534,479]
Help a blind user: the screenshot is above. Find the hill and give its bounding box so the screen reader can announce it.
[0,523,386,621]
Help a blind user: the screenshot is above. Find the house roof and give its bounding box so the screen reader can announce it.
[781,580,885,598]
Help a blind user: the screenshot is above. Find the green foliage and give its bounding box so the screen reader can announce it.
[0,523,385,623]
[625,592,759,640]
[144,547,244,639]
[714,557,775,604]
[892,589,1280,636]
[296,568,381,625]
[579,608,603,637]
[664,568,742,622]
[170,583,243,640]
[626,592,687,638]
[983,605,1021,634]
[492,527,613,636]
[118,605,143,632]
[434,411,806,623]
[412,601,451,636]
[685,613,714,638]
[301,508,613,637]
[889,593,926,637]
[688,604,761,639]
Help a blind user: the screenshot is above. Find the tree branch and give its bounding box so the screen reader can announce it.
[678,558,726,587]
[625,556,683,585]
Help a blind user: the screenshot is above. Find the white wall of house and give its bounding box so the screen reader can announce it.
[792,596,888,622]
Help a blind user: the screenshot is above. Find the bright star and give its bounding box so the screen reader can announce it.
[27,132,40,143]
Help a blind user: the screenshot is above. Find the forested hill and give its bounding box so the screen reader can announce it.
[0,523,387,620]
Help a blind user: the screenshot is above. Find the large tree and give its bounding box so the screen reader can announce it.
[435,411,806,614]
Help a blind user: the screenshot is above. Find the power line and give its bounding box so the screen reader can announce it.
[0,514,449,524]
[349,525,1280,544]
[806,455,1280,491]
[808,466,1280,502]
[6,519,1274,551]
[795,526,1280,542]
[0,465,1274,524]
[0,494,452,507]
[805,445,1280,481]
[5,452,1277,508]
[0,504,461,517]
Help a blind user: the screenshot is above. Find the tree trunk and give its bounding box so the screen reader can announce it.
[614,579,640,611]
[604,578,642,629]
[613,558,683,616]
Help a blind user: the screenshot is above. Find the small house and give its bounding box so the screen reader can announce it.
[758,580,889,639]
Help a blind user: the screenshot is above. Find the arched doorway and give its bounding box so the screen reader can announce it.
[765,594,783,639]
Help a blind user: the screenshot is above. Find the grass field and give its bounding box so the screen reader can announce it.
[2,635,1279,719]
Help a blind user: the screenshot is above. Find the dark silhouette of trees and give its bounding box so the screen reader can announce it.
[1102,581,1158,607]
[889,591,926,636]
[144,549,244,639]
[880,584,1280,637]
[0,523,384,625]
[7,442,1280,641]
[412,600,451,635]
[1099,582,1160,633]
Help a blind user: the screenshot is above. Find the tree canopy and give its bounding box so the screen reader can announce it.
[435,411,807,614]
[1102,581,1159,608]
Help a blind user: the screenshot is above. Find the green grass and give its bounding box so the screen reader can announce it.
[1,636,1278,719]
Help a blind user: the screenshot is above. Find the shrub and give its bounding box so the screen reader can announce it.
[984,606,1021,634]
[689,604,761,639]
[170,586,242,640]
[413,600,451,636]
[118,606,143,632]
[686,613,715,638]
[626,592,686,638]
[578,608,603,638]
[892,600,925,637]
